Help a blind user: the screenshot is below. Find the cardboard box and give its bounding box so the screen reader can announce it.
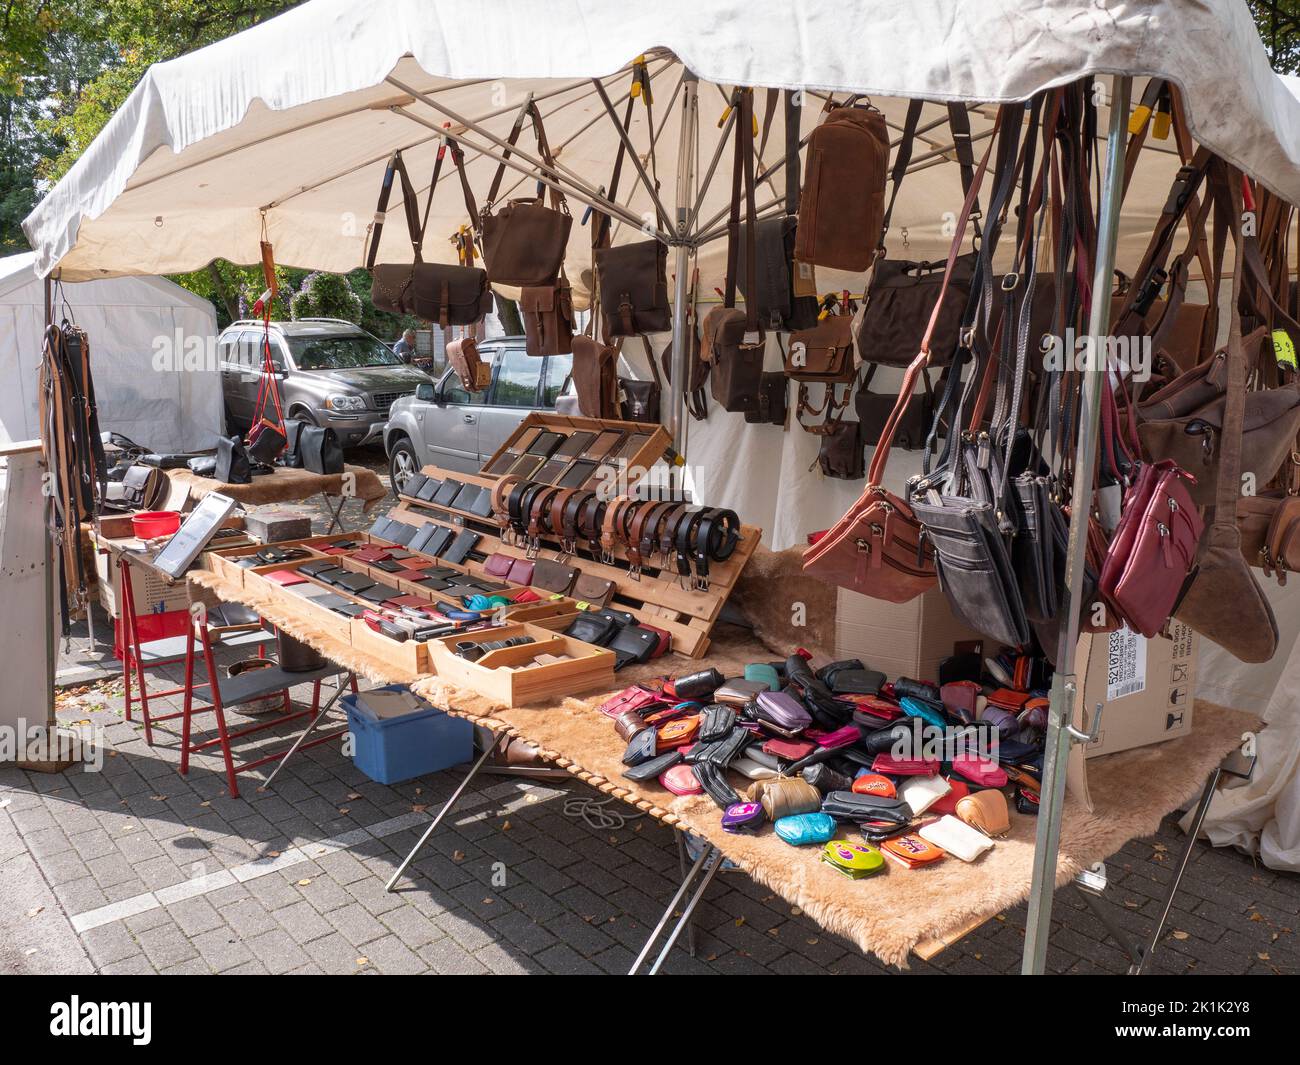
[835,586,986,682]
[1076,621,1198,758]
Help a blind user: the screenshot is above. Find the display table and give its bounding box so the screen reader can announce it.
[190,564,1258,968]
[166,463,387,528]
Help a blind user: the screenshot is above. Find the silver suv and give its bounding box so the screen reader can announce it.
[218,318,430,447]
[384,337,572,492]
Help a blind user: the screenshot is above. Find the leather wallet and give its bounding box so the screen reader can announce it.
[761,737,815,762]
[669,669,724,701]
[743,663,782,691]
[861,721,914,756]
[821,840,886,880]
[622,727,660,766]
[656,715,700,751]
[754,691,812,735]
[484,553,516,578]
[572,574,614,608]
[955,789,1011,837]
[335,572,376,593]
[918,814,994,862]
[899,773,952,817]
[940,680,982,722]
[699,705,736,743]
[851,773,897,798]
[299,560,341,577]
[692,761,740,809]
[714,679,771,705]
[730,756,778,781]
[871,752,939,776]
[849,695,906,724]
[565,611,618,646]
[609,626,660,670]
[950,754,1008,788]
[263,569,307,586]
[424,526,455,559]
[532,559,578,594]
[929,777,971,816]
[431,479,462,506]
[599,684,666,719]
[721,801,766,834]
[506,558,535,585]
[819,790,912,828]
[705,727,751,768]
[442,530,481,565]
[621,750,681,781]
[880,833,947,869]
[614,710,649,743]
[416,477,442,502]
[801,763,852,795]
[774,813,837,846]
[660,764,703,795]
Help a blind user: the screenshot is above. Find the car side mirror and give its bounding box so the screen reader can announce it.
[415,382,436,403]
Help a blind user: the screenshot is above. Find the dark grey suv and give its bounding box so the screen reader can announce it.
[218,318,430,447]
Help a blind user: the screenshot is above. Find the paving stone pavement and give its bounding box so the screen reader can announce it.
[8,642,1300,975]
[24,447,1296,975]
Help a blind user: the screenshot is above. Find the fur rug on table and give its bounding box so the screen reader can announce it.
[169,463,387,511]
[190,553,1260,968]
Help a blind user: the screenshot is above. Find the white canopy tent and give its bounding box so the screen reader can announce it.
[0,252,222,453]
[19,0,1300,971]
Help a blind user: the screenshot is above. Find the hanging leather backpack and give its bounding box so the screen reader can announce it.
[520,276,576,356]
[793,103,889,273]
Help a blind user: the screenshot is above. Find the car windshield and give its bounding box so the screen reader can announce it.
[286,333,402,370]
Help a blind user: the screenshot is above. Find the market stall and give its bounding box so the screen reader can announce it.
[16,0,1300,974]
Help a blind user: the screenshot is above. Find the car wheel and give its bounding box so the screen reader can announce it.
[388,436,420,499]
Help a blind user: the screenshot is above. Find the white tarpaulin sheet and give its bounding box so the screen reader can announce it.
[0,253,222,453]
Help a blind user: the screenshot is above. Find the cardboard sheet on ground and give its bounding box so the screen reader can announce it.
[190,565,1259,967]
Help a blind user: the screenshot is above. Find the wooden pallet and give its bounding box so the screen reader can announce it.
[396,465,760,658]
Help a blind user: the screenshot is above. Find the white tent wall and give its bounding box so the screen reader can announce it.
[0,254,222,452]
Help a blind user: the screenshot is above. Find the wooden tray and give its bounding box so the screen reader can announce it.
[427,622,615,706]
[478,412,672,487]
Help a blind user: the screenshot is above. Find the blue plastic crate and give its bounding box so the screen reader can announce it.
[342,685,472,785]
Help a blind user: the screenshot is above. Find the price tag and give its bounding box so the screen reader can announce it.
[1273,329,1297,370]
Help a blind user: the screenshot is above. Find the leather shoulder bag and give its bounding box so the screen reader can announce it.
[367,145,492,327]
[703,88,767,414]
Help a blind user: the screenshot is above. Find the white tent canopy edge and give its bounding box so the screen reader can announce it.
[22,0,1300,280]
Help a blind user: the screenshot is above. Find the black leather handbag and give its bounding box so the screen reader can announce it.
[297,425,344,475]
[214,436,252,485]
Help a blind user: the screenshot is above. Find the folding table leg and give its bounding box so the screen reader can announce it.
[674,830,699,957]
[628,840,723,975]
[258,673,353,792]
[385,733,507,893]
[196,622,240,798]
[1132,766,1222,975]
[321,493,349,534]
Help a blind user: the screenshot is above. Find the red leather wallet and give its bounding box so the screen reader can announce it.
[263,569,307,586]
[871,752,939,776]
[762,737,815,761]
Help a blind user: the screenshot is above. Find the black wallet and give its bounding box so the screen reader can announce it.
[441,530,481,565]
[403,473,429,498]
[565,612,619,646]
[425,527,456,559]
[621,727,660,767]
[416,477,442,502]
[621,750,682,781]
[609,626,660,670]
[700,705,736,743]
[432,479,463,506]
[335,572,376,594]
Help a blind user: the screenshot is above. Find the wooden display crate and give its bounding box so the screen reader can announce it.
[393,468,760,658]
[349,616,433,675]
[477,412,672,488]
[427,622,615,706]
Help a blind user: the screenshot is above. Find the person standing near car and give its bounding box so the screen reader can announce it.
[392,328,417,363]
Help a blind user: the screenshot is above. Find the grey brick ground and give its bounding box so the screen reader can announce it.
[13,460,1297,976]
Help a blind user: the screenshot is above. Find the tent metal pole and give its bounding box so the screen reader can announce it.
[1021,73,1132,976]
[668,72,699,463]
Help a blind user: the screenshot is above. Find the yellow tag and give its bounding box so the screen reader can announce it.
[1273,329,1297,370]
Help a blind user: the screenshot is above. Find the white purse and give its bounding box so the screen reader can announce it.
[918,814,994,863]
[899,773,951,816]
